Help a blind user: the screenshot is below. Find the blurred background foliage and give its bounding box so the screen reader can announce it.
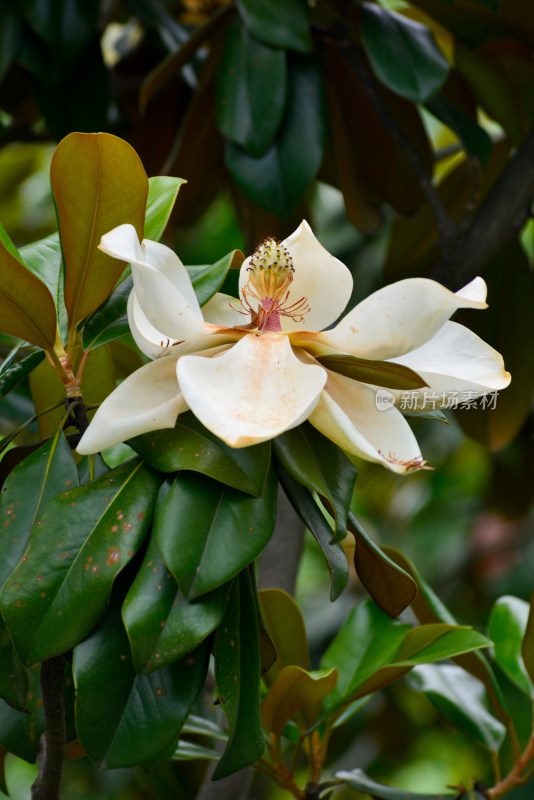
[1,0,534,798]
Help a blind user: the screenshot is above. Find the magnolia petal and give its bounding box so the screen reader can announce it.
[388,320,511,409]
[238,220,353,333]
[128,289,174,359]
[100,224,204,341]
[177,333,327,447]
[308,371,424,474]
[314,277,489,360]
[201,292,248,326]
[77,355,187,455]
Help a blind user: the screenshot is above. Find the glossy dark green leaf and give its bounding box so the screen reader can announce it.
[20,234,61,297]
[408,664,506,752]
[235,0,310,52]
[20,0,98,60]
[156,466,277,599]
[123,530,230,673]
[349,513,416,618]
[82,277,131,352]
[186,250,245,307]
[278,468,349,601]
[426,94,492,166]
[317,354,427,390]
[0,666,44,762]
[489,595,532,697]
[337,768,459,800]
[226,54,325,217]
[0,430,78,590]
[74,607,209,769]
[360,3,449,103]
[1,459,159,665]
[320,600,410,716]
[0,350,45,399]
[145,176,186,241]
[274,424,356,544]
[173,741,221,761]
[213,570,264,779]
[131,412,271,497]
[216,19,286,157]
[77,452,109,485]
[0,619,27,709]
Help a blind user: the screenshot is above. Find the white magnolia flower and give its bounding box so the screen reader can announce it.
[77,222,510,473]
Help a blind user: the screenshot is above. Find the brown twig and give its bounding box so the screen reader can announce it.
[31,657,66,800]
[488,730,534,798]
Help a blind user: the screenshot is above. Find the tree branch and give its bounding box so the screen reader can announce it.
[31,657,66,800]
[432,125,534,288]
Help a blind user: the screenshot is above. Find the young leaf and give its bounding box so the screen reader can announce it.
[1,459,160,665]
[131,412,271,497]
[274,423,357,543]
[213,569,265,779]
[360,3,449,103]
[123,530,230,673]
[408,664,506,753]
[278,468,349,601]
[156,467,277,599]
[0,222,58,351]
[488,595,532,697]
[50,132,149,327]
[216,19,286,157]
[262,666,338,735]
[74,607,209,769]
[258,588,310,685]
[349,513,417,618]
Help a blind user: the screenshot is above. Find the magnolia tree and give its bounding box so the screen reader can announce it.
[1,2,534,800]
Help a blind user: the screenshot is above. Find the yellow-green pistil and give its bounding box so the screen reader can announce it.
[241,238,310,332]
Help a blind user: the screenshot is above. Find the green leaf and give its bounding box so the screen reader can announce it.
[489,595,532,697]
[156,467,277,599]
[0,666,44,762]
[0,221,58,351]
[0,619,27,710]
[262,665,338,735]
[317,354,428,390]
[216,19,286,157]
[226,54,325,217]
[123,529,230,673]
[426,95,492,167]
[81,277,131,352]
[213,570,265,779]
[186,250,245,307]
[320,600,410,716]
[258,588,310,685]
[131,412,271,497]
[50,132,149,327]
[360,3,449,103]
[408,664,506,753]
[145,176,186,241]
[181,714,228,741]
[0,350,45,399]
[349,513,417,618]
[1,459,160,665]
[20,233,68,342]
[278,468,349,601]
[73,606,209,769]
[337,768,460,800]
[235,0,311,52]
[384,547,512,728]
[0,430,78,590]
[173,741,221,761]
[274,424,357,543]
